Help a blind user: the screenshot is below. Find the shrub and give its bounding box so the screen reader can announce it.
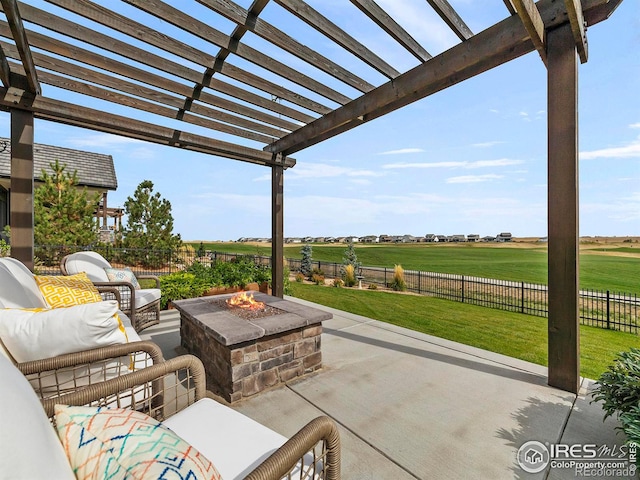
[295,272,305,283]
[311,273,325,285]
[332,278,344,288]
[368,283,378,290]
[619,406,640,445]
[592,348,640,419]
[312,266,325,278]
[592,348,640,444]
[159,272,209,309]
[343,264,357,287]
[390,264,407,291]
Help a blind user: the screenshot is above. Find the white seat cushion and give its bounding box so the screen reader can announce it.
[135,288,161,308]
[0,354,75,479]
[0,258,48,309]
[164,398,291,480]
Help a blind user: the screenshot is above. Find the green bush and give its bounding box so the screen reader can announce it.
[619,406,640,445]
[368,283,378,290]
[592,347,640,445]
[295,272,305,283]
[159,272,209,309]
[311,273,325,285]
[332,278,344,288]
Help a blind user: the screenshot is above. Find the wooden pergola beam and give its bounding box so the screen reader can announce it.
[32,1,339,112]
[564,0,589,63]
[0,45,10,87]
[120,0,350,105]
[511,0,547,66]
[503,0,517,15]
[350,0,431,62]
[266,0,611,157]
[273,0,400,79]
[425,0,473,41]
[0,0,39,94]
[0,86,295,168]
[199,0,375,93]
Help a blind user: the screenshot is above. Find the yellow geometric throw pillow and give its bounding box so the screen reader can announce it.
[35,272,102,308]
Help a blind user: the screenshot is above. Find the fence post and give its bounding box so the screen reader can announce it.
[461,275,465,303]
[418,270,422,294]
[384,267,387,287]
[606,290,610,330]
[521,281,525,313]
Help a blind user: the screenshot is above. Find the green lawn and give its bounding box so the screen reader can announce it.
[289,282,638,380]
[192,242,640,293]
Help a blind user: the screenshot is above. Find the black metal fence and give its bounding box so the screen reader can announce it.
[32,246,639,335]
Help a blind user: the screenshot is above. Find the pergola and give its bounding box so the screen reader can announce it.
[0,0,624,394]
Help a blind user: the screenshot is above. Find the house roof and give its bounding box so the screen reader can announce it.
[0,138,116,190]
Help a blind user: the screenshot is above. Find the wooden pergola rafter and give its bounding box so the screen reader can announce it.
[0,0,624,394]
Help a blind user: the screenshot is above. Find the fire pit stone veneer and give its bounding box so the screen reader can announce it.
[174,293,332,403]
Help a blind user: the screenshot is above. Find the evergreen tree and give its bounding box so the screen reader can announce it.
[341,242,361,273]
[300,243,313,277]
[122,180,181,267]
[34,160,99,259]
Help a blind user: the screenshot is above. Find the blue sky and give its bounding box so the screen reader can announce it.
[1,0,638,241]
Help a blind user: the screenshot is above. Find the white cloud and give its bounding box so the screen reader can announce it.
[580,137,640,159]
[472,141,504,148]
[254,162,383,181]
[382,158,523,169]
[383,161,464,169]
[66,133,144,148]
[446,174,503,184]
[630,123,640,129]
[378,148,425,155]
[374,0,458,51]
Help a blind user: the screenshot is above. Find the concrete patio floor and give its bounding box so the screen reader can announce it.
[140,298,633,480]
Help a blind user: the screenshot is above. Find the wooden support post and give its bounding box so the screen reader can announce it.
[9,108,34,270]
[271,159,284,298]
[547,24,580,394]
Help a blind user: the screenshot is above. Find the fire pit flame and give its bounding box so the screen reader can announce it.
[226,291,265,311]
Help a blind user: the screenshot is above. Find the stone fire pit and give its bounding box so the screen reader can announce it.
[173,293,332,403]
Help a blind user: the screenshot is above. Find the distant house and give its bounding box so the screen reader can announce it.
[496,232,513,242]
[0,138,120,238]
[401,235,418,243]
[286,237,302,243]
[344,236,359,243]
[467,234,480,242]
[424,234,437,242]
[379,234,394,243]
[436,235,448,242]
[481,235,496,242]
[314,237,326,243]
[359,235,378,243]
[450,234,466,242]
[325,237,337,243]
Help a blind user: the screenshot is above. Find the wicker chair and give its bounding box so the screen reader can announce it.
[12,353,341,480]
[60,251,161,332]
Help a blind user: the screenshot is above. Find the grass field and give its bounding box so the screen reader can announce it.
[190,241,640,293]
[289,282,637,380]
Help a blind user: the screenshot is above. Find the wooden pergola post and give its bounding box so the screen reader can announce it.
[271,159,284,298]
[547,23,580,394]
[9,108,35,270]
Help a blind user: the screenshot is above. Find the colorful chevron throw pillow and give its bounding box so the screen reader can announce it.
[35,272,102,308]
[55,405,222,480]
[104,267,141,290]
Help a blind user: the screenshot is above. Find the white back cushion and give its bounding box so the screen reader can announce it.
[0,354,75,479]
[0,258,48,309]
[63,251,111,282]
